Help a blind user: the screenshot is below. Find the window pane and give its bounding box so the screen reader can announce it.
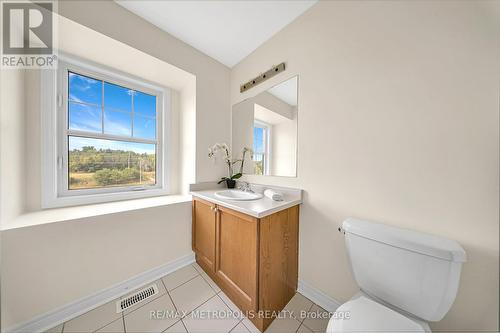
[253,126,265,153]
[253,153,264,175]
[68,72,102,106]
[104,109,132,136]
[133,114,156,140]
[253,125,267,175]
[68,136,156,190]
[104,82,132,111]
[134,91,156,117]
[69,102,102,133]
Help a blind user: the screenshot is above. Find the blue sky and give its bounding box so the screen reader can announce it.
[68,72,156,140]
[68,72,101,105]
[69,136,156,154]
[69,102,101,133]
[253,126,264,153]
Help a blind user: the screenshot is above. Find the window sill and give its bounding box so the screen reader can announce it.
[43,188,172,209]
[2,194,192,231]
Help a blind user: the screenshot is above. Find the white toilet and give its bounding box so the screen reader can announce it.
[327,218,466,333]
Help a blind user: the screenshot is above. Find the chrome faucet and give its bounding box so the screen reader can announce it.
[238,181,254,193]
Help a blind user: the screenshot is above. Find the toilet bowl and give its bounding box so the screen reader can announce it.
[327,293,430,333]
[327,218,466,333]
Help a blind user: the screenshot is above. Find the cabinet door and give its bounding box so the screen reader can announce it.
[192,198,217,273]
[215,206,259,312]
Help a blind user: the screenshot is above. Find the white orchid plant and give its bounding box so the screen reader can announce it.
[208,143,253,184]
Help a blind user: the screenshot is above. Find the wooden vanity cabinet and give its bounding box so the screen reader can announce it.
[192,197,299,332]
[192,198,217,273]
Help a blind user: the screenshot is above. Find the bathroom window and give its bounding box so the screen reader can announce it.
[66,72,158,191]
[253,121,270,175]
[42,57,170,207]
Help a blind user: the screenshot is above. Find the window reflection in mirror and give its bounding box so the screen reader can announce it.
[232,76,298,177]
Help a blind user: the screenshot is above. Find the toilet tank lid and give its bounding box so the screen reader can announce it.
[342,218,466,262]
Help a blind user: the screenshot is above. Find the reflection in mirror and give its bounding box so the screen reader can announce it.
[232,76,298,177]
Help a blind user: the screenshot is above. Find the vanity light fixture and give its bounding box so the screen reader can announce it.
[240,62,286,93]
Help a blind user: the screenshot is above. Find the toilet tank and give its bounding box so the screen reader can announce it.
[342,218,466,322]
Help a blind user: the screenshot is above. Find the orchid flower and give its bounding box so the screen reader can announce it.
[208,143,253,183]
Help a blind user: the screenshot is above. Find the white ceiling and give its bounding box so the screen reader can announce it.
[268,76,298,106]
[116,0,317,68]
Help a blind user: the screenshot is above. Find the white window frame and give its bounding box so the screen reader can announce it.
[253,120,271,176]
[42,54,171,208]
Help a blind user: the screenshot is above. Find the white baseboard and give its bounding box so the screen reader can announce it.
[297,279,342,313]
[6,252,195,333]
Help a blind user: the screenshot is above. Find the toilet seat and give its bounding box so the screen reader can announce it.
[326,296,429,333]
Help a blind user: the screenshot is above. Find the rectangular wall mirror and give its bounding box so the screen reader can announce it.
[232,75,298,177]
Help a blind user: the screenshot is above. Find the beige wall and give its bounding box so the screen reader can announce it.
[1,203,192,327]
[231,1,499,331]
[1,1,231,329]
[0,70,26,224]
[231,99,255,174]
[270,111,297,177]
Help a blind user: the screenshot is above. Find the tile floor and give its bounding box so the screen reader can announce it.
[46,263,331,333]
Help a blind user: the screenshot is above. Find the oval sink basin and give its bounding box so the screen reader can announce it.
[214,190,263,201]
